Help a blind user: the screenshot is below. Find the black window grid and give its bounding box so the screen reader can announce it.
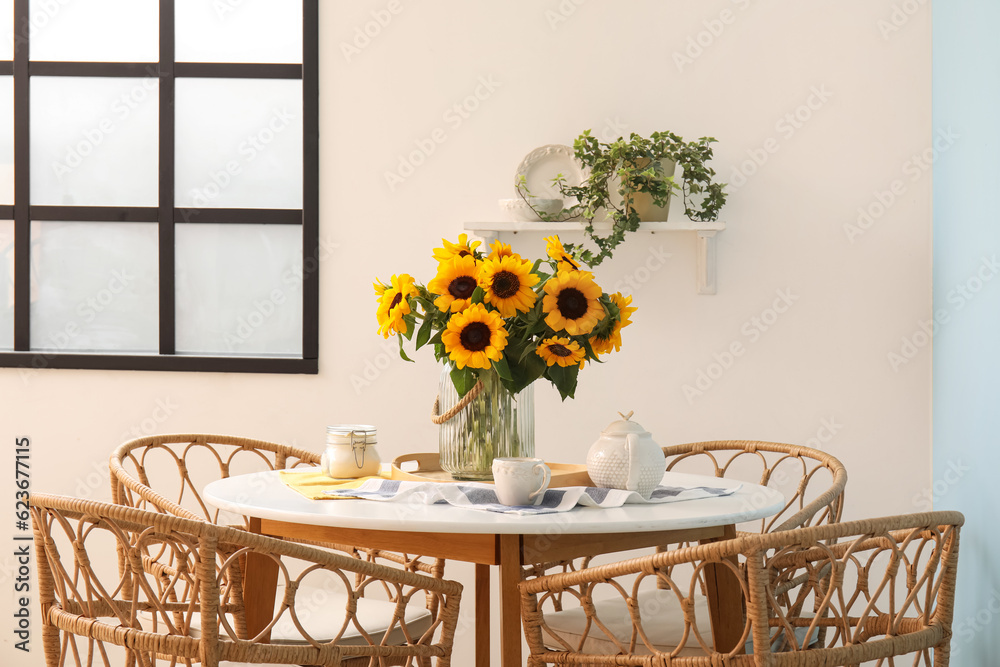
[0,0,319,374]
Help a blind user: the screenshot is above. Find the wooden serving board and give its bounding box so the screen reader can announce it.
[391,452,593,487]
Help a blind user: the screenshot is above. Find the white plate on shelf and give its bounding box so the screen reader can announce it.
[514,144,589,201]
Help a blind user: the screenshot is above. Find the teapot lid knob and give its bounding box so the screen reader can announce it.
[618,410,635,421]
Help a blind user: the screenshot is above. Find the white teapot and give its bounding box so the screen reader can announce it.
[586,411,665,499]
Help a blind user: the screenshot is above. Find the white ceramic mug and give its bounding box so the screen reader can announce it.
[491,457,551,506]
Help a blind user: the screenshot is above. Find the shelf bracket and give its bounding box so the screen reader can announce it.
[465,221,724,295]
[475,230,499,247]
[696,231,717,295]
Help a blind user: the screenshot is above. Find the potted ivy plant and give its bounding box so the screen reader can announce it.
[517,130,728,266]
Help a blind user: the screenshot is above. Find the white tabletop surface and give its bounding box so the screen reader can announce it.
[204,469,785,536]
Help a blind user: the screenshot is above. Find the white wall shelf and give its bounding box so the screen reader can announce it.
[463,220,725,295]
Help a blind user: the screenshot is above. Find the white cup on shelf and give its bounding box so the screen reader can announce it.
[491,457,551,506]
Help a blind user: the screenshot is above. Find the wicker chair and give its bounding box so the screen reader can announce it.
[520,511,963,665]
[109,433,446,574]
[661,440,849,534]
[108,434,448,660]
[521,440,849,655]
[30,492,463,667]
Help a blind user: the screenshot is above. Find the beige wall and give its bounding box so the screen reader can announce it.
[1,1,932,664]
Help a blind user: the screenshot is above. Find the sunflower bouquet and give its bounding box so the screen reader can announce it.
[374,233,636,401]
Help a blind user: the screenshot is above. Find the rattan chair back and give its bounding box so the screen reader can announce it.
[31,492,463,667]
[520,511,963,666]
[109,433,444,577]
[662,440,848,533]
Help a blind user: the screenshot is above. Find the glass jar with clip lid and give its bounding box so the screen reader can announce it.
[321,424,381,478]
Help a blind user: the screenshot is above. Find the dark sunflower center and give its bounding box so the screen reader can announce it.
[549,343,573,358]
[556,287,588,319]
[459,322,491,352]
[389,292,403,310]
[491,271,520,299]
[448,276,477,299]
[561,254,580,271]
[458,249,471,257]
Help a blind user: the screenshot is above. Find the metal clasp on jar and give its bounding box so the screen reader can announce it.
[350,429,367,468]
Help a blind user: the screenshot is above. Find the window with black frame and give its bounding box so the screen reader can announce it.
[0,0,318,374]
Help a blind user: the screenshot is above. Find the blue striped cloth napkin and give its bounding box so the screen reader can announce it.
[322,479,740,515]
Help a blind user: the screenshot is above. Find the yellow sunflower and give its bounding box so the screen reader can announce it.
[543,234,581,273]
[375,273,418,338]
[536,336,586,368]
[478,255,540,318]
[441,303,509,370]
[427,255,480,313]
[487,239,513,260]
[542,271,605,336]
[590,292,637,355]
[432,233,481,264]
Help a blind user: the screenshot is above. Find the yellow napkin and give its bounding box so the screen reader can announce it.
[278,469,391,500]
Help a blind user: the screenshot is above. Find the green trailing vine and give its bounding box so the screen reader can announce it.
[517,130,728,266]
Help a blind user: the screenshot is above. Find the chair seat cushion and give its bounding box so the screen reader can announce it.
[540,589,715,656]
[541,589,820,657]
[163,583,434,647]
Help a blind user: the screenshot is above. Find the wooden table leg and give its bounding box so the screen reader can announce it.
[475,563,490,667]
[243,517,279,642]
[498,534,523,667]
[702,524,745,653]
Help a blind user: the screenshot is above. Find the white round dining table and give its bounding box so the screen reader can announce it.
[205,469,785,667]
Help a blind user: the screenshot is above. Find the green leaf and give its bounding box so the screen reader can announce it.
[413,295,436,312]
[546,363,579,400]
[508,353,547,394]
[397,335,414,362]
[471,286,485,304]
[581,336,601,362]
[414,316,434,350]
[527,316,549,337]
[450,365,478,397]
[401,314,416,340]
[492,354,513,382]
[518,342,539,363]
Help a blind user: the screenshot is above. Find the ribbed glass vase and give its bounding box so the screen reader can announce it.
[437,365,534,480]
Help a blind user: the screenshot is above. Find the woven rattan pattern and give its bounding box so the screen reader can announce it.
[661,440,848,534]
[520,511,963,666]
[109,434,446,578]
[30,493,463,667]
[522,441,847,584]
[108,434,450,667]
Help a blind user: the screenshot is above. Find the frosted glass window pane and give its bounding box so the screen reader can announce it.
[0,221,12,351]
[175,224,302,356]
[0,0,12,60]
[31,77,158,206]
[176,0,302,64]
[29,0,158,62]
[30,222,158,353]
[0,77,13,205]
[175,79,302,209]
